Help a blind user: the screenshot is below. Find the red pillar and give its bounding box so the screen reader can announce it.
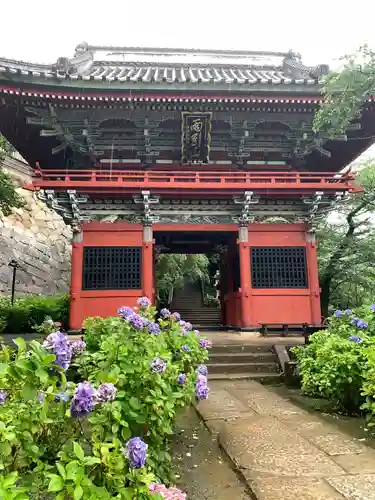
[69,230,83,331]
[306,231,321,325]
[142,225,154,301]
[238,225,252,328]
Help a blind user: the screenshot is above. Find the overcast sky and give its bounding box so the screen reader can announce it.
[1,0,375,162]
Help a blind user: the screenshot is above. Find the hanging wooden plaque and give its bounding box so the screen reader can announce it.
[181,112,212,163]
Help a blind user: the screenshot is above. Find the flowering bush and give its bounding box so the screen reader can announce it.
[293,304,375,414]
[0,299,209,498]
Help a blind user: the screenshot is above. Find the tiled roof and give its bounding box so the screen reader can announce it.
[0,43,329,89]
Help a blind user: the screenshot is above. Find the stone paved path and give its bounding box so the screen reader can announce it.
[195,380,375,500]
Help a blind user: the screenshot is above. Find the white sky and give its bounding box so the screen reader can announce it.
[1,0,375,162]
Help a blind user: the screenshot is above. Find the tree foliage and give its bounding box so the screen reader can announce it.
[313,45,375,138]
[317,163,375,316]
[0,134,24,215]
[156,254,210,304]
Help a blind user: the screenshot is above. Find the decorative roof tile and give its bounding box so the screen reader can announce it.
[0,43,329,90]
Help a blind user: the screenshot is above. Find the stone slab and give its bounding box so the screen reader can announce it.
[327,474,375,500]
[333,452,375,474]
[196,389,255,421]
[309,432,370,456]
[219,416,345,477]
[248,477,345,500]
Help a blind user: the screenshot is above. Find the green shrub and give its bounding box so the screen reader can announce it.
[0,294,69,333]
[0,298,208,498]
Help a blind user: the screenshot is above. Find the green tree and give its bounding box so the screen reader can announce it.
[0,134,24,215]
[156,254,210,304]
[317,163,375,317]
[313,45,375,138]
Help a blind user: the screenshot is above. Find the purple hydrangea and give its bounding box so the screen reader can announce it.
[179,320,186,328]
[118,306,134,319]
[70,381,96,419]
[0,391,7,405]
[371,304,375,312]
[124,437,148,469]
[95,383,117,403]
[194,329,200,336]
[181,345,190,353]
[184,322,193,331]
[137,296,151,309]
[334,310,343,318]
[151,357,167,374]
[344,309,353,316]
[149,483,186,499]
[195,377,209,401]
[160,308,171,318]
[148,322,161,335]
[171,312,181,322]
[351,317,360,326]
[71,340,86,356]
[349,335,362,343]
[199,338,212,349]
[128,313,146,330]
[197,364,208,376]
[177,373,187,385]
[351,317,368,329]
[43,331,72,370]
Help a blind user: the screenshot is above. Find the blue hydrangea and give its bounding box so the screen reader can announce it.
[181,345,190,353]
[177,373,187,385]
[151,358,167,373]
[137,297,151,309]
[199,338,212,349]
[55,391,70,403]
[160,308,171,318]
[0,391,7,405]
[195,377,209,400]
[148,322,161,335]
[43,331,72,370]
[171,312,181,322]
[128,313,145,330]
[95,383,117,403]
[371,304,375,313]
[118,306,134,319]
[197,364,208,376]
[349,335,361,343]
[344,309,353,316]
[334,310,343,318]
[351,317,368,329]
[71,340,86,356]
[70,381,96,418]
[124,437,148,469]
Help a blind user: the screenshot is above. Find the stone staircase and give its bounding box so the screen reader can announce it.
[171,283,221,329]
[207,343,281,382]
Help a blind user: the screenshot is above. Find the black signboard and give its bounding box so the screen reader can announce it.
[181,112,212,163]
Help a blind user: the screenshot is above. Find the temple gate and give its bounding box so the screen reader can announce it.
[0,43,371,331]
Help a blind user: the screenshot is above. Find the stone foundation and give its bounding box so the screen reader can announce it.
[0,186,72,296]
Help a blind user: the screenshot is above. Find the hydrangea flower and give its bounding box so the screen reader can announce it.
[151,357,167,373]
[199,338,212,349]
[128,313,145,330]
[37,392,45,403]
[371,304,375,313]
[43,331,72,370]
[177,373,187,385]
[0,391,7,405]
[195,378,209,401]
[149,483,187,499]
[71,340,86,356]
[124,437,148,469]
[160,308,171,318]
[148,322,161,335]
[181,345,190,353]
[351,317,368,329]
[117,306,134,319]
[171,312,181,322]
[95,383,117,403]
[70,381,96,419]
[349,335,362,343]
[184,322,193,331]
[194,329,200,336]
[344,309,353,316]
[55,391,70,403]
[197,364,208,376]
[179,320,186,328]
[334,310,343,318]
[137,296,151,309]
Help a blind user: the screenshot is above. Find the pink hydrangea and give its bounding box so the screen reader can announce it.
[149,483,186,499]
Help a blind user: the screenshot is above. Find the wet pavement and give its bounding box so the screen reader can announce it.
[195,380,375,500]
[172,406,251,499]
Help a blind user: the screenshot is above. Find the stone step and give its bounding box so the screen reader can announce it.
[210,344,274,354]
[207,362,280,375]
[209,351,277,364]
[208,372,281,382]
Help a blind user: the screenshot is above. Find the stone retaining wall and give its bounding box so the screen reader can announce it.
[0,163,72,296]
